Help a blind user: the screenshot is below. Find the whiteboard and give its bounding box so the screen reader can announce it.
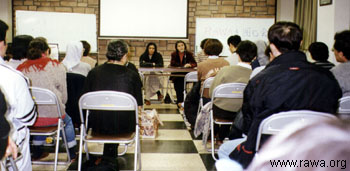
[100,0,188,38]
[195,18,275,57]
[15,10,97,53]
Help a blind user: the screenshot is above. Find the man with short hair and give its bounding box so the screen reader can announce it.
[331,30,350,96]
[0,20,37,171]
[219,22,342,168]
[225,35,241,65]
[308,42,335,69]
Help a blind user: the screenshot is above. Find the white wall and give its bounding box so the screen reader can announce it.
[317,0,350,65]
[276,0,295,22]
[0,0,12,42]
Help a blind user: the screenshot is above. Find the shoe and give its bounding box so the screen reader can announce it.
[157,94,164,101]
[145,100,151,105]
[31,152,49,161]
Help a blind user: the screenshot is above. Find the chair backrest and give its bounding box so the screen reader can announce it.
[30,87,62,118]
[210,82,246,101]
[255,110,337,152]
[184,71,198,91]
[338,96,350,114]
[78,91,139,126]
[200,77,215,98]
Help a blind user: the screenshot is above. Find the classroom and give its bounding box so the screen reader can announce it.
[0,0,349,171]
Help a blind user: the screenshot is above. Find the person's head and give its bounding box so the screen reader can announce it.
[248,119,350,171]
[236,40,257,63]
[227,35,241,53]
[333,30,350,62]
[308,42,329,62]
[268,21,303,55]
[175,40,187,53]
[65,41,84,61]
[106,39,128,64]
[200,38,209,50]
[145,42,157,56]
[203,39,223,56]
[0,20,9,57]
[81,40,91,57]
[11,35,34,60]
[27,37,50,60]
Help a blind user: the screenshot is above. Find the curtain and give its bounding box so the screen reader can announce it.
[294,0,317,50]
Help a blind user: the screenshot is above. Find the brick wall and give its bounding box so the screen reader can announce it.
[12,0,275,66]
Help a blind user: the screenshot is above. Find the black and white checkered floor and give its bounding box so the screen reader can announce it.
[32,103,217,171]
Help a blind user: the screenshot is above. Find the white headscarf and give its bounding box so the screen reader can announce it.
[62,41,83,71]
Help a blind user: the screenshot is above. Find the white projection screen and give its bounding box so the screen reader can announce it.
[100,0,188,38]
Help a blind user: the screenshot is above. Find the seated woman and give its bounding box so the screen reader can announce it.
[6,35,33,69]
[62,41,91,77]
[17,38,77,160]
[170,40,197,109]
[82,40,143,168]
[80,40,97,69]
[139,42,164,105]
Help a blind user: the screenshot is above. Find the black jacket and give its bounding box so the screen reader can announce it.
[139,52,164,67]
[229,51,342,168]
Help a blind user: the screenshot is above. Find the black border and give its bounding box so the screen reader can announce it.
[98,0,189,39]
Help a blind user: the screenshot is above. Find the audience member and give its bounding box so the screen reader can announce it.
[255,40,269,66]
[247,119,350,171]
[62,41,91,76]
[6,35,33,69]
[0,90,18,161]
[220,21,342,168]
[209,40,256,144]
[82,40,143,169]
[196,38,209,63]
[225,35,241,65]
[308,42,335,69]
[139,42,164,105]
[17,38,77,161]
[0,19,37,170]
[170,40,197,109]
[197,39,229,104]
[250,46,273,78]
[80,40,97,68]
[331,30,350,96]
[3,42,11,61]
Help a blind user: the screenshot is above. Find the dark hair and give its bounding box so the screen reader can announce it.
[200,38,209,49]
[12,35,34,60]
[143,42,158,56]
[106,40,128,61]
[204,39,223,56]
[175,40,187,53]
[334,30,350,60]
[0,20,8,43]
[27,38,49,60]
[268,21,303,53]
[308,42,329,62]
[81,40,91,56]
[227,35,241,47]
[236,40,257,62]
[264,46,271,58]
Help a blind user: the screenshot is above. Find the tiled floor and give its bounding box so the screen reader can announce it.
[32,103,217,171]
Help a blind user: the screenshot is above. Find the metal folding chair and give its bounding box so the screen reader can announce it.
[338,96,350,119]
[77,91,141,171]
[183,71,198,101]
[256,110,337,152]
[197,77,215,117]
[29,87,71,171]
[207,83,246,160]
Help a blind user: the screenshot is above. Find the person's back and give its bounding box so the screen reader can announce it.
[229,22,342,168]
[330,30,350,96]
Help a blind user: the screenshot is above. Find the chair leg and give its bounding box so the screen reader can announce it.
[54,121,62,171]
[60,121,71,162]
[210,113,218,161]
[78,124,84,171]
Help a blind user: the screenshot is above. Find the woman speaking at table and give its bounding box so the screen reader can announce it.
[170,40,197,109]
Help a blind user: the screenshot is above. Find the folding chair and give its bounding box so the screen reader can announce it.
[338,96,350,119]
[183,71,198,101]
[255,110,337,152]
[77,91,141,171]
[207,83,246,160]
[29,87,71,171]
[197,77,215,117]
